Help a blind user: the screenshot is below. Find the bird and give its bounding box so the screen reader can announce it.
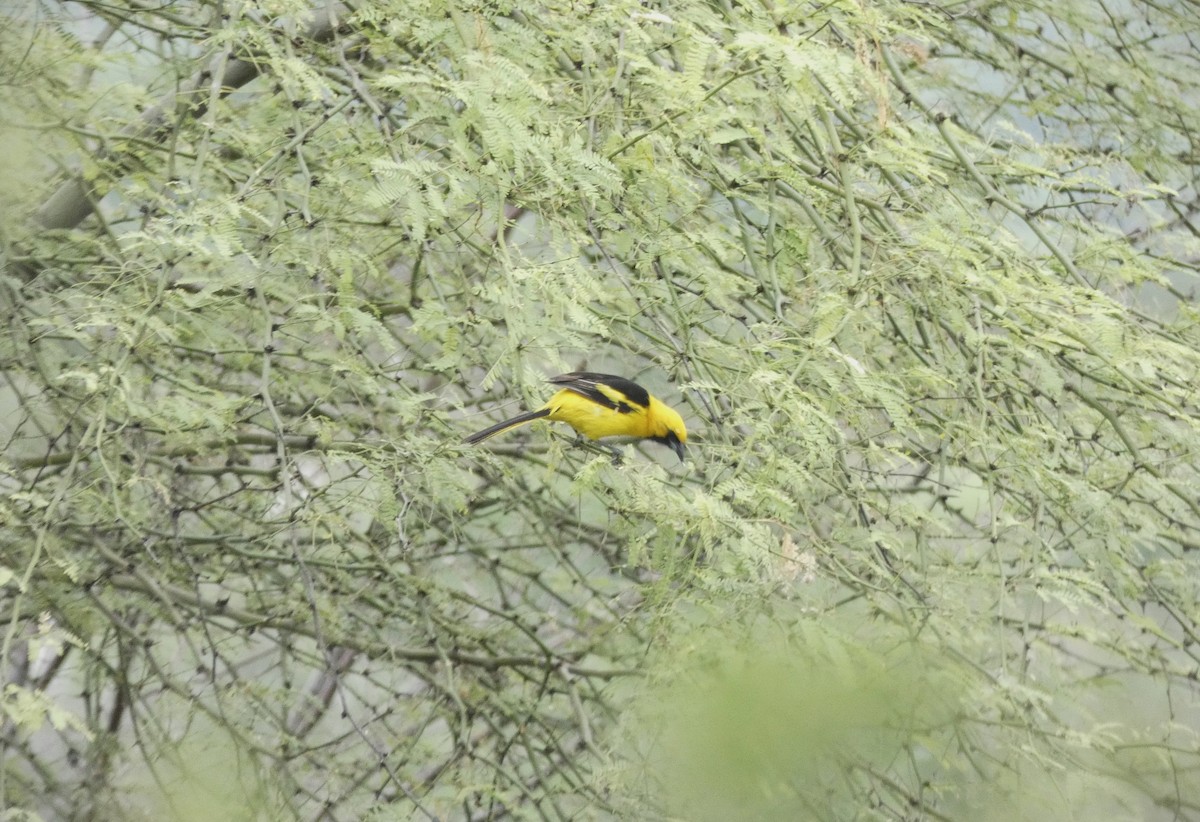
[464,372,687,461]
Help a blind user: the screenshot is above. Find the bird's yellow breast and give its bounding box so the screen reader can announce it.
[541,389,653,440]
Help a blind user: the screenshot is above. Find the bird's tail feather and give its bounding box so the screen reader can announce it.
[463,409,552,445]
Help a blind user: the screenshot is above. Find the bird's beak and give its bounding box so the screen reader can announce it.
[673,439,686,462]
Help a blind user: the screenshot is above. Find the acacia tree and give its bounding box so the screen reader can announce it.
[2,0,1198,819]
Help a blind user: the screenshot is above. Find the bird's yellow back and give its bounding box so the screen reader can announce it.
[465,371,687,460]
[541,389,653,439]
[541,388,687,444]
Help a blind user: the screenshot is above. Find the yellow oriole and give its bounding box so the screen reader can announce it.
[464,372,687,461]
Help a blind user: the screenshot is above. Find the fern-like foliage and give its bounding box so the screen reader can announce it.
[2,0,1198,819]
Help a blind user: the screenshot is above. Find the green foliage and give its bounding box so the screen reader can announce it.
[631,619,965,821]
[2,0,1200,818]
[111,723,280,822]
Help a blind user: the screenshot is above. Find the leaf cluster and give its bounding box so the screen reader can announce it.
[2,0,1199,819]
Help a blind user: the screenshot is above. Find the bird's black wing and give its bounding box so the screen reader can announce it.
[547,372,650,414]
